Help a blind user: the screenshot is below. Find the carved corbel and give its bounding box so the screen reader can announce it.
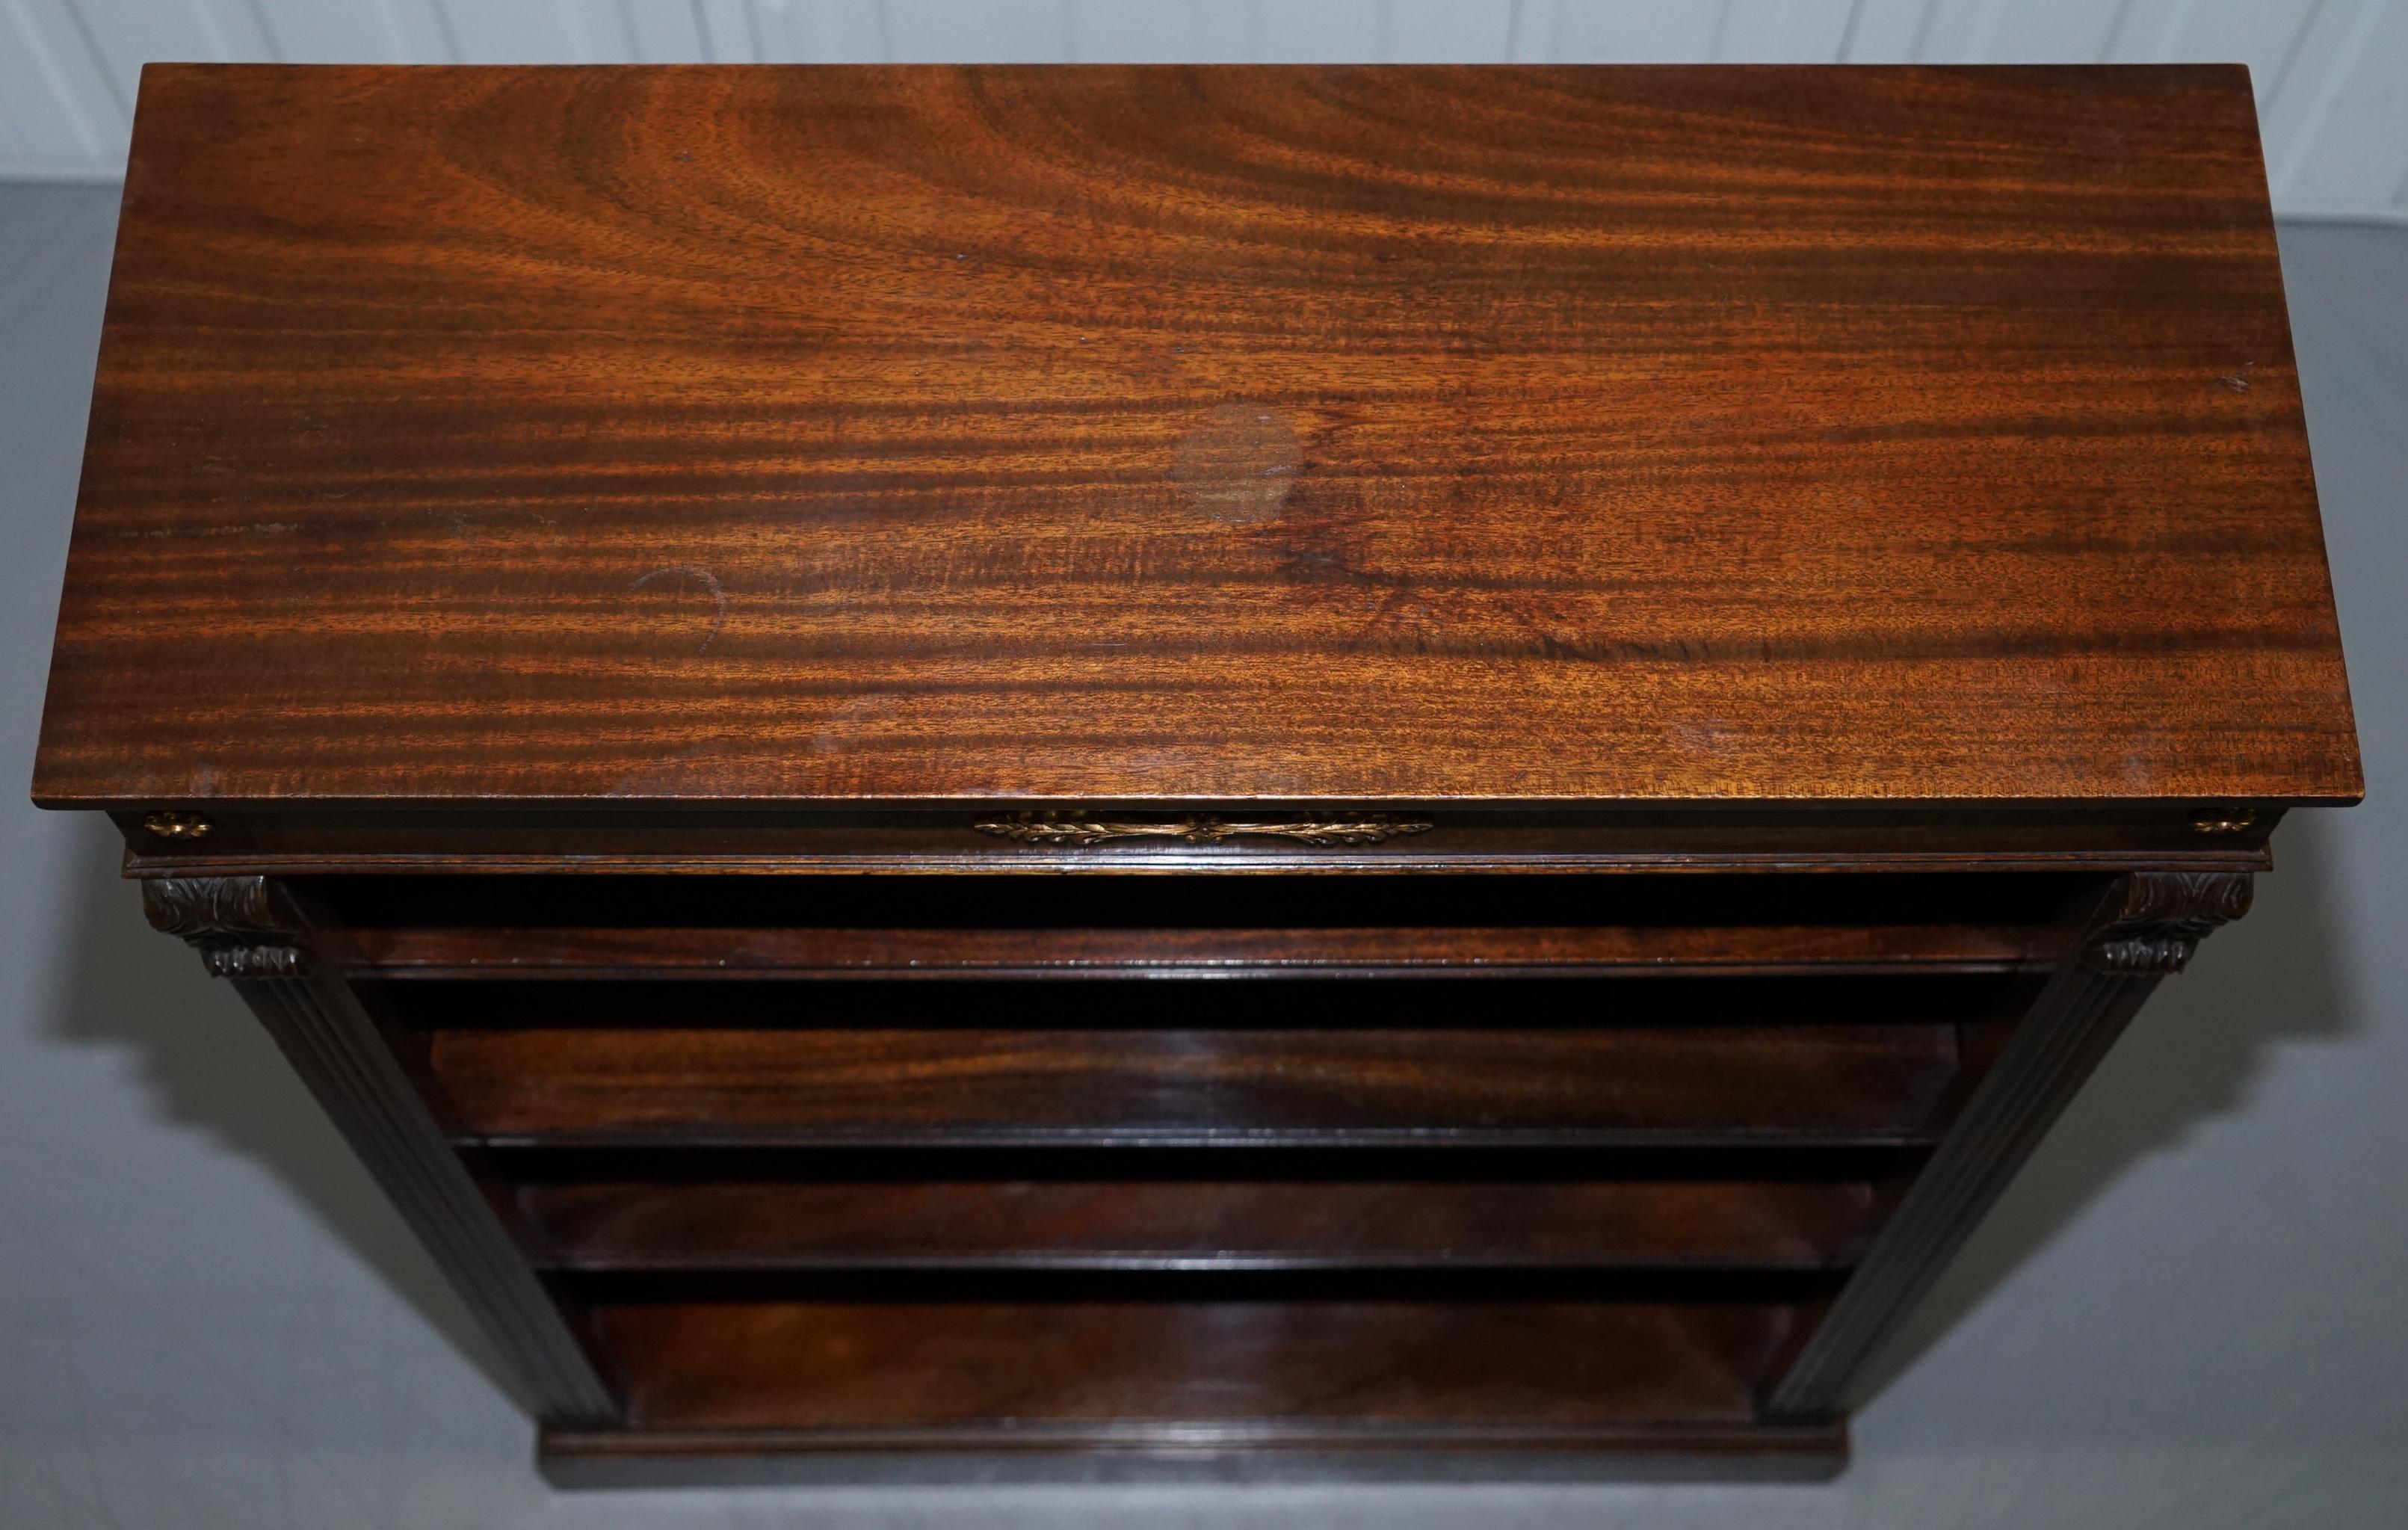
[2081,871,2253,975]
[141,875,309,978]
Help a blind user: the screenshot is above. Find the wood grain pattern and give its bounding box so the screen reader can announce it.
[33,64,2359,810]
[596,1299,1792,1431]
[429,1023,1960,1147]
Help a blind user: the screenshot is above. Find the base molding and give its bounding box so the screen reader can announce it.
[537,1419,1849,1487]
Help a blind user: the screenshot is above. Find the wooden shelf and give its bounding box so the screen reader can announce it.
[593,1298,1797,1434]
[348,922,2052,978]
[431,1022,1961,1148]
[324,872,2075,978]
[516,1176,1883,1272]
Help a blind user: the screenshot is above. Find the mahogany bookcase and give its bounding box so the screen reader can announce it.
[34,64,2359,1483]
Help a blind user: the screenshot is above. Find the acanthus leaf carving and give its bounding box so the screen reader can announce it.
[2081,871,2253,975]
[141,875,309,978]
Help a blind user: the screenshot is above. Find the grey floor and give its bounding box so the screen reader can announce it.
[1,180,2403,1529]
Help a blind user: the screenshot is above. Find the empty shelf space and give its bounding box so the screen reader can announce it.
[315,872,2086,978]
[380,972,2038,1030]
[514,1176,1881,1272]
[593,1297,1797,1434]
[431,1023,1960,1147]
[314,872,2089,931]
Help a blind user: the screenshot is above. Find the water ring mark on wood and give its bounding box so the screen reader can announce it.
[630,564,727,656]
[1173,404,1305,524]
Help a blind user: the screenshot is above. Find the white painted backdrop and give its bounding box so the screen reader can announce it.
[3,1,2405,215]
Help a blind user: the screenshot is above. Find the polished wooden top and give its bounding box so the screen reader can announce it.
[34,64,2359,809]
